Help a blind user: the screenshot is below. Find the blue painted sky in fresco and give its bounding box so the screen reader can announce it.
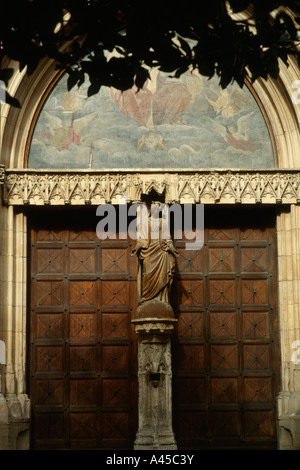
[28,70,275,169]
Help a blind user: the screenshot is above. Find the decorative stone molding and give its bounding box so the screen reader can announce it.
[133,319,177,335]
[3,169,300,206]
[0,165,5,184]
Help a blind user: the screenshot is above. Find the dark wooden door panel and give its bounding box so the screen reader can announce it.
[29,212,138,450]
[29,207,279,450]
[172,207,279,450]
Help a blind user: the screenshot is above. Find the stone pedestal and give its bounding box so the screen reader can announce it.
[132,300,177,450]
[277,391,300,450]
[0,366,31,450]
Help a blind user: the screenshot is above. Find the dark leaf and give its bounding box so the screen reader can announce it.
[276,11,298,40]
[4,90,20,108]
[67,70,83,91]
[134,66,150,90]
[87,81,101,97]
[0,0,300,106]
[0,68,15,85]
[228,0,251,13]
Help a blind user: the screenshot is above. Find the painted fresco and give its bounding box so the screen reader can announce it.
[28,69,275,169]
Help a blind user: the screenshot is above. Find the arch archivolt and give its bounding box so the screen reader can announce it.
[1,56,300,449]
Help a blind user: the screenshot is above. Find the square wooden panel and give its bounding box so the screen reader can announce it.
[241,279,269,305]
[240,228,271,242]
[209,311,237,338]
[35,345,64,373]
[69,231,97,243]
[174,279,204,306]
[34,378,65,406]
[208,247,235,272]
[177,344,205,371]
[69,412,98,439]
[244,410,275,438]
[101,247,128,274]
[69,379,97,406]
[34,280,63,307]
[243,377,272,403]
[242,311,270,338]
[33,229,66,243]
[102,412,129,439]
[102,313,129,339]
[176,248,204,273]
[69,248,96,273]
[69,346,97,373]
[102,378,130,405]
[210,344,238,371]
[175,411,206,439]
[177,311,204,338]
[35,313,64,340]
[209,279,236,305]
[175,377,206,404]
[211,377,238,403]
[70,313,97,340]
[69,281,96,307]
[101,281,129,306]
[241,247,267,272]
[207,229,235,241]
[210,411,240,437]
[34,412,65,440]
[36,247,64,274]
[243,344,271,371]
[102,345,129,371]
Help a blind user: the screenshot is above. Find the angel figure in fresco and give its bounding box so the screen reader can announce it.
[210,112,259,153]
[137,132,168,152]
[131,203,178,305]
[205,86,255,118]
[35,110,97,151]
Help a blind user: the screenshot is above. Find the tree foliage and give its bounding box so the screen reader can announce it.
[1,0,300,106]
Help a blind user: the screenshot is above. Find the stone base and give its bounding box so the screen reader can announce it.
[134,428,177,450]
[0,394,31,450]
[277,391,300,450]
[133,316,177,452]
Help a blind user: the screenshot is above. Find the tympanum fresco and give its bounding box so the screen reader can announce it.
[28,69,275,169]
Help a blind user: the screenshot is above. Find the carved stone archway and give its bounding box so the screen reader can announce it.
[1,54,300,449]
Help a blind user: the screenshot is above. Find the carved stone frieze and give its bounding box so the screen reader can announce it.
[133,320,176,335]
[138,340,171,375]
[2,169,300,205]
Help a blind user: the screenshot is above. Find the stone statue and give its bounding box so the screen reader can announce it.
[132,203,178,319]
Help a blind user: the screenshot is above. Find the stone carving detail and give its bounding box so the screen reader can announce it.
[0,165,5,184]
[134,322,175,335]
[3,169,300,205]
[139,342,171,375]
[134,335,177,450]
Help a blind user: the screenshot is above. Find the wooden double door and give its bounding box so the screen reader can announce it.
[28,207,279,450]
